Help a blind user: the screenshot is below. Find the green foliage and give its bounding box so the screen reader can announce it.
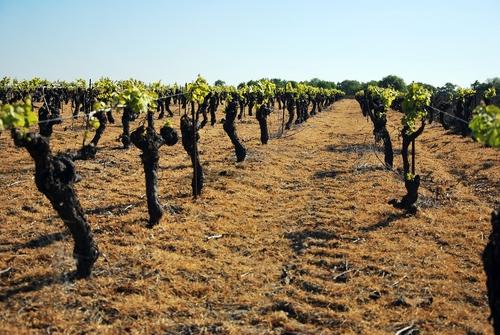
[304,78,337,90]
[269,78,288,88]
[455,87,476,103]
[253,79,276,107]
[149,81,165,93]
[416,82,436,94]
[295,83,309,99]
[214,80,226,87]
[220,85,238,103]
[404,172,415,181]
[401,82,431,133]
[363,80,379,89]
[379,75,407,92]
[186,75,210,104]
[0,99,38,132]
[237,83,249,99]
[485,87,496,99]
[281,81,343,101]
[469,104,500,148]
[114,84,157,114]
[88,115,100,130]
[441,82,458,92]
[73,78,87,89]
[367,85,398,113]
[337,80,363,96]
[486,77,500,93]
[94,77,118,110]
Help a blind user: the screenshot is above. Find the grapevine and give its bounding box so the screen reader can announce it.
[401,82,431,134]
[469,104,500,148]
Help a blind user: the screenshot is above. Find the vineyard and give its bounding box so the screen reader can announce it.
[0,77,499,334]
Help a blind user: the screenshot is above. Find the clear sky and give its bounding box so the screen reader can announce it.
[1,0,499,87]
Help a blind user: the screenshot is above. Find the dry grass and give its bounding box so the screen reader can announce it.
[0,99,498,334]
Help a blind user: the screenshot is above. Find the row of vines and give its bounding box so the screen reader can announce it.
[0,76,344,277]
[1,75,499,333]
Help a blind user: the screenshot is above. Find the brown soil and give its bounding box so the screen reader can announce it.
[0,99,498,334]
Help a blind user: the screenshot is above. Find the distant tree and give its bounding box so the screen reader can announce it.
[471,80,487,91]
[337,80,363,96]
[363,80,379,89]
[440,82,458,93]
[487,77,500,92]
[306,78,337,89]
[214,80,226,86]
[472,78,500,95]
[379,75,407,92]
[269,78,287,87]
[246,79,259,86]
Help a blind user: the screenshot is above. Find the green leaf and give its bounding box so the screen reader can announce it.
[89,117,100,130]
[401,82,431,133]
[26,110,38,127]
[470,104,500,148]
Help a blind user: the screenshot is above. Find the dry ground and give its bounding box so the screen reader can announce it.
[0,99,498,334]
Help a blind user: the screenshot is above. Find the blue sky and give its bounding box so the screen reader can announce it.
[1,0,499,87]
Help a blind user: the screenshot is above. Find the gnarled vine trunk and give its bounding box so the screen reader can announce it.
[209,95,218,126]
[106,110,115,124]
[11,129,99,278]
[285,100,295,130]
[373,120,393,169]
[90,110,108,147]
[121,106,136,149]
[238,100,245,120]
[38,103,61,138]
[130,113,178,227]
[389,122,426,214]
[223,100,246,162]
[256,104,271,144]
[363,95,394,169]
[180,115,203,197]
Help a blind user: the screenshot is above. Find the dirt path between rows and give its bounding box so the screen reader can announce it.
[0,99,496,334]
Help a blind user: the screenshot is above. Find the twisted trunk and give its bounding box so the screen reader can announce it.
[121,106,136,149]
[106,110,115,124]
[90,111,107,147]
[389,123,425,214]
[131,125,163,227]
[209,96,217,126]
[373,120,393,169]
[165,96,173,117]
[295,100,302,124]
[157,98,165,119]
[248,98,255,116]
[237,100,245,120]
[365,96,394,169]
[256,104,271,144]
[302,100,310,121]
[310,100,317,116]
[130,113,178,227]
[11,130,99,278]
[199,102,208,129]
[180,115,203,197]
[38,103,61,138]
[285,100,295,130]
[223,100,246,162]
